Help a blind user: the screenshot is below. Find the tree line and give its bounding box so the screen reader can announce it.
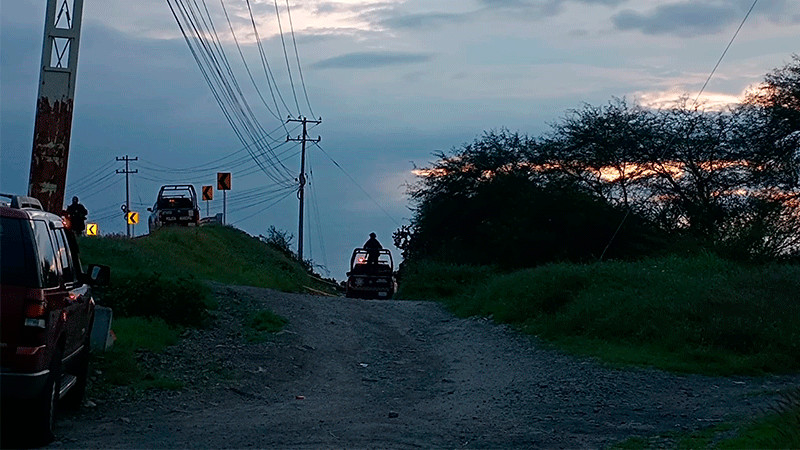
[395,55,800,268]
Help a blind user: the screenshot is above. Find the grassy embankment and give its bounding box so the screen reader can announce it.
[397,253,800,447]
[79,224,321,391]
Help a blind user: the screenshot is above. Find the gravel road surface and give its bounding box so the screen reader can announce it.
[49,285,798,448]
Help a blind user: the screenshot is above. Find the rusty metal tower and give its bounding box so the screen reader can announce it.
[28,0,85,213]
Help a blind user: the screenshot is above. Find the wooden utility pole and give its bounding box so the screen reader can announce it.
[116,156,138,238]
[287,116,321,262]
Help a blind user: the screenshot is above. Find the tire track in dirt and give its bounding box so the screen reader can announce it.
[52,285,799,448]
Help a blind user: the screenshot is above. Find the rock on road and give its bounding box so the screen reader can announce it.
[53,285,798,448]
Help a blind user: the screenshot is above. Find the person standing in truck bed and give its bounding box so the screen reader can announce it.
[364,232,382,265]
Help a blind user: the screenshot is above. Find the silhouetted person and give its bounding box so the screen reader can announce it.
[364,232,382,265]
[66,196,88,235]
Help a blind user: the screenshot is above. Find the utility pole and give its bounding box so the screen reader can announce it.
[28,0,85,213]
[116,155,138,238]
[287,116,321,262]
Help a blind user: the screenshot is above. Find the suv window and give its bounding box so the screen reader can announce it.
[53,228,76,284]
[33,220,60,288]
[0,216,38,287]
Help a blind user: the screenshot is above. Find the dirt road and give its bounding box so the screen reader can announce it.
[52,285,798,448]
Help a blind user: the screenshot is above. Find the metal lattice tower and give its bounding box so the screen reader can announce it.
[28,0,85,213]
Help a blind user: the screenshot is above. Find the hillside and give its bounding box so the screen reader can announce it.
[79,224,329,293]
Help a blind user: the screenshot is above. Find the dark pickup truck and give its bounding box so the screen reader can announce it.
[147,185,201,233]
[345,248,397,299]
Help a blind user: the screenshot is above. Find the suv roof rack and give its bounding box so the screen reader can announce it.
[0,194,44,210]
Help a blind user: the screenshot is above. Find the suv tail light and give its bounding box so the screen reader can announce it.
[24,299,47,328]
[25,299,46,318]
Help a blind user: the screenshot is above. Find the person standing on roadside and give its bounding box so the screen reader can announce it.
[66,196,88,235]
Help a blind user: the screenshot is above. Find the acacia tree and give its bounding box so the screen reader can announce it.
[544,77,799,258]
[544,98,659,207]
[397,130,662,267]
[399,57,800,266]
[728,54,800,258]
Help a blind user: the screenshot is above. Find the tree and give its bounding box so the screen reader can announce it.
[544,98,658,207]
[401,130,663,268]
[400,57,800,265]
[545,90,799,258]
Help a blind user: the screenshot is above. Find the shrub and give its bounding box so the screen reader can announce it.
[101,272,212,327]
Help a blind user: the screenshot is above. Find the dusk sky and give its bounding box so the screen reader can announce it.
[2,0,799,278]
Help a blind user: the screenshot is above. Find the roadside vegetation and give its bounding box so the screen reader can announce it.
[245,310,288,342]
[395,56,800,446]
[397,254,800,376]
[80,224,314,291]
[94,317,184,392]
[79,224,319,390]
[613,387,800,449]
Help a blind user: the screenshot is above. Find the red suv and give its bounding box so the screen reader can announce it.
[1,194,109,445]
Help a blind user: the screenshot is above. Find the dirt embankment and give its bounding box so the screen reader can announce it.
[52,285,799,448]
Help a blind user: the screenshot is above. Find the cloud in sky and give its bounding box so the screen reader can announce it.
[612,0,800,37]
[311,51,433,69]
[377,11,470,30]
[634,88,749,111]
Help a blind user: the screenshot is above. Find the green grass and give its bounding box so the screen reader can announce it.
[244,310,288,342]
[396,261,498,300]
[613,389,800,448]
[81,224,313,391]
[397,253,800,376]
[399,255,800,447]
[79,224,311,292]
[95,317,183,390]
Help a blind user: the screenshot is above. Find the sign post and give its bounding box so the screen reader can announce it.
[202,185,213,218]
[216,173,231,224]
[126,211,139,237]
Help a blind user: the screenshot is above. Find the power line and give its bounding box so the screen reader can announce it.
[229,187,295,224]
[67,159,116,192]
[693,0,758,107]
[244,0,292,117]
[313,141,402,228]
[273,0,301,116]
[599,0,759,261]
[169,0,296,187]
[70,170,117,197]
[285,0,315,118]
[307,160,329,274]
[219,0,284,124]
[76,176,123,202]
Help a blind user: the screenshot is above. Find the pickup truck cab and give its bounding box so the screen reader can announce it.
[147,184,201,233]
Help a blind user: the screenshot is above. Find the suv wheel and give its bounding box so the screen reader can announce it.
[29,348,61,445]
[62,322,92,409]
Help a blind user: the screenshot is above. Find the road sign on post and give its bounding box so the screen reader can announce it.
[202,185,213,218]
[126,211,139,225]
[217,173,231,191]
[86,223,98,236]
[217,173,231,225]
